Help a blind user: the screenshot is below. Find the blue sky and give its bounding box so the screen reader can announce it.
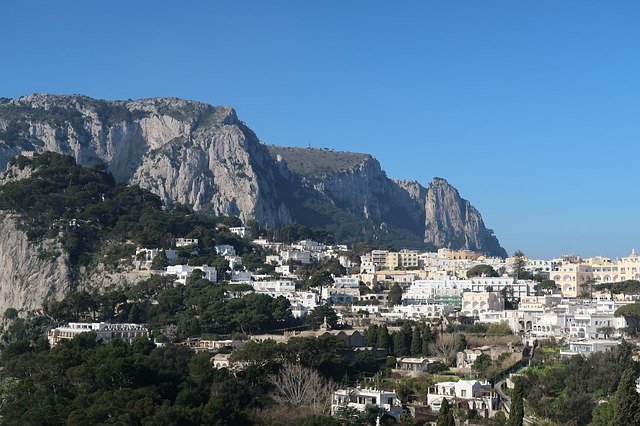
[1,1,639,259]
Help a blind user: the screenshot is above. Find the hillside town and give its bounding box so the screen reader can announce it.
[41,221,640,424]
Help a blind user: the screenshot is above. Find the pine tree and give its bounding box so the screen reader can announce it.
[437,397,455,426]
[508,377,524,426]
[612,368,640,426]
[410,326,422,356]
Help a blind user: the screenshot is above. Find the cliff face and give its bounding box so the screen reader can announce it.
[268,147,507,257]
[0,94,291,227]
[0,94,506,256]
[0,215,72,313]
[422,178,506,257]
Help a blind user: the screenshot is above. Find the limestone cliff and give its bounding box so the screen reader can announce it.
[0,215,72,313]
[268,146,507,256]
[0,94,291,227]
[0,94,506,256]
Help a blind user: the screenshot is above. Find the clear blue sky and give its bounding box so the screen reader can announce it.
[2,1,639,259]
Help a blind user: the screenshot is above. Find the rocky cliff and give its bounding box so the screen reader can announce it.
[0,94,291,227]
[268,146,507,257]
[0,94,506,256]
[0,215,72,313]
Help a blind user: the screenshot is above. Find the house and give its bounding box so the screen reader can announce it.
[560,340,620,358]
[215,244,236,256]
[456,346,493,369]
[426,380,498,418]
[461,292,504,316]
[331,387,404,421]
[165,264,217,284]
[47,322,149,347]
[229,226,248,238]
[395,357,436,373]
[175,238,198,247]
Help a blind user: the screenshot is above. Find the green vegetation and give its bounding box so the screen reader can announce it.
[522,341,636,425]
[0,152,254,270]
[466,264,499,278]
[1,334,312,424]
[266,145,371,179]
[595,280,640,294]
[40,275,297,342]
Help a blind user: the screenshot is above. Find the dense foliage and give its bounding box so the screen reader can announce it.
[0,152,254,268]
[1,336,267,424]
[522,341,637,424]
[40,275,297,342]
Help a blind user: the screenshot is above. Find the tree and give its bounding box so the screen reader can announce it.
[467,264,498,278]
[472,353,493,375]
[612,368,640,426]
[150,250,168,270]
[614,304,640,334]
[410,327,422,356]
[535,279,557,295]
[307,304,338,330]
[512,250,526,281]
[269,362,335,414]
[437,398,455,426]
[212,257,230,282]
[454,333,467,352]
[509,377,524,426]
[3,308,18,320]
[431,334,458,366]
[388,283,403,305]
[376,325,391,350]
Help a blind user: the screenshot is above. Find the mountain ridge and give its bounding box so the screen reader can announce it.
[0,93,507,256]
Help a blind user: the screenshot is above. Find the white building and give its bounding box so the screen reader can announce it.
[383,304,453,320]
[461,292,505,316]
[292,240,325,252]
[426,380,498,418]
[229,226,248,238]
[48,322,149,347]
[331,388,403,421]
[252,280,296,293]
[175,238,198,247]
[560,340,620,358]
[333,277,360,288]
[281,250,311,264]
[322,286,360,304]
[165,265,217,284]
[215,245,236,256]
[136,248,177,265]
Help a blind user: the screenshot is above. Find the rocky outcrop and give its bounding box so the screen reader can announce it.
[422,178,506,257]
[0,215,72,313]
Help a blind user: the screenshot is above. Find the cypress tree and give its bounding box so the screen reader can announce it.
[393,330,408,356]
[377,325,390,350]
[410,326,422,356]
[508,377,524,426]
[437,397,455,426]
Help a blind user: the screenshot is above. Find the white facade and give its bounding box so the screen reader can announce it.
[215,244,236,256]
[331,388,403,421]
[426,380,497,418]
[175,238,198,247]
[461,292,505,316]
[165,265,217,284]
[252,280,296,293]
[229,226,248,238]
[383,304,453,320]
[48,322,149,347]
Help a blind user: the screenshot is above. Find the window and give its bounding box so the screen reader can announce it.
[461,390,467,397]
[371,397,377,404]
